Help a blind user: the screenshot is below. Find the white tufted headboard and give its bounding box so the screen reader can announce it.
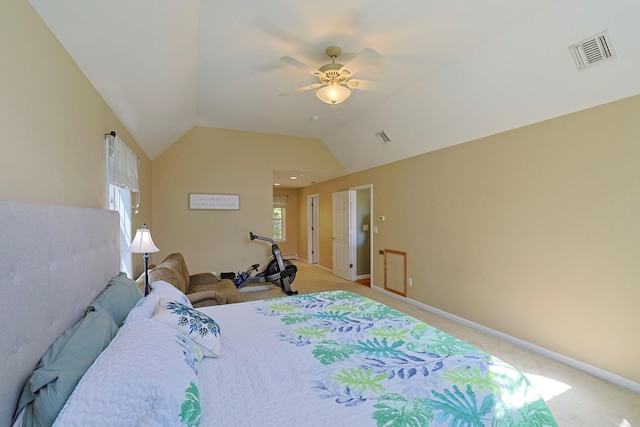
[0,201,120,426]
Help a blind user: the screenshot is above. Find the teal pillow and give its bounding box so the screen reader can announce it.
[17,306,119,427]
[89,273,143,326]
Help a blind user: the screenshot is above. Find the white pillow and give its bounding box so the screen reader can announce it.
[54,316,202,426]
[152,299,221,358]
[151,280,192,301]
[127,280,192,321]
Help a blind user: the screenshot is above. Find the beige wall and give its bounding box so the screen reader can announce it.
[151,126,344,276]
[298,94,640,384]
[5,0,638,386]
[1,1,152,276]
[273,187,299,257]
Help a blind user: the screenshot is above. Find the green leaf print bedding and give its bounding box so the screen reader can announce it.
[254,291,557,427]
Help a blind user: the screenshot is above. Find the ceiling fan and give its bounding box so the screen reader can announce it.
[279,46,389,105]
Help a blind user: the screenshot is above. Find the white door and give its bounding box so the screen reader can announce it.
[332,190,355,280]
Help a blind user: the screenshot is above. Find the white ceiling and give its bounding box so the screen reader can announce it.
[30,0,640,187]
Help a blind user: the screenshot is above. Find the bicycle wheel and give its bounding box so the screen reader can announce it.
[265,259,296,289]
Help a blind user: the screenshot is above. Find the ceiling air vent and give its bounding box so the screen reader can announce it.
[570,30,616,70]
[375,130,391,144]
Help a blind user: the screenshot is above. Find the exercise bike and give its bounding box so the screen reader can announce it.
[233,232,298,295]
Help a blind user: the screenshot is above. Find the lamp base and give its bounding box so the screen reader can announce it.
[144,252,150,296]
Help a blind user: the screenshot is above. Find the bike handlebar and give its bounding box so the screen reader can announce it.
[248,232,275,245]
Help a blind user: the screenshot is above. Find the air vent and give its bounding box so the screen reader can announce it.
[570,30,616,70]
[375,130,391,144]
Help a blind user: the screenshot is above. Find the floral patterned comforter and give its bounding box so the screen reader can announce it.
[199,291,557,427]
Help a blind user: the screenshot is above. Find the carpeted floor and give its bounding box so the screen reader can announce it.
[238,261,640,427]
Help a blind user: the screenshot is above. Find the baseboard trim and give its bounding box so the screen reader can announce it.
[238,285,273,292]
[315,264,333,273]
[370,285,640,394]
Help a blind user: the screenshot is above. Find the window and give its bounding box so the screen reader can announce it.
[273,195,288,241]
[273,207,286,241]
[108,184,133,275]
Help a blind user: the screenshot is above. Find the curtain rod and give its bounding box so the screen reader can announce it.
[105,130,140,161]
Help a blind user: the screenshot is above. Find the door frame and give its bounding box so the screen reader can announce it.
[307,194,319,264]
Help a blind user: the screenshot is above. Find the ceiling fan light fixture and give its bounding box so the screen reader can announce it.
[316,83,352,105]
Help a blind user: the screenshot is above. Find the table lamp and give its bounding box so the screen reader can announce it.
[128,224,159,296]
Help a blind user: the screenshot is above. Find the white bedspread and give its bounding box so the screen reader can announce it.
[199,299,352,427]
[54,291,556,426]
[54,316,201,427]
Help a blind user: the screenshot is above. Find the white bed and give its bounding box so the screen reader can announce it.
[2,201,558,427]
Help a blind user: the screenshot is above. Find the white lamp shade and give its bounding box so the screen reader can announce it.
[316,83,352,105]
[128,228,159,253]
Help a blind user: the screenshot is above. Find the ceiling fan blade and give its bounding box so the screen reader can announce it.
[339,48,380,77]
[279,83,323,96]
[280,56,323,76]
[347,79,391,93]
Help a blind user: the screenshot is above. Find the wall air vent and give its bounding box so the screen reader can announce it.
[570,30,616,70]
[375,130,391,144]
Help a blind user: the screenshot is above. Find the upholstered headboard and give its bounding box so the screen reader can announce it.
[0,201,120,426]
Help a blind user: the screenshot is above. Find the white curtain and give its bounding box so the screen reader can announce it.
[108,135,139,190]
[273,195,288,208]
[105,133,138,277]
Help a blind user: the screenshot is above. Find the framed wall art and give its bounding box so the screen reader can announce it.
[188,193,240,210]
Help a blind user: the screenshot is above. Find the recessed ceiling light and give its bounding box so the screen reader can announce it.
[274,183,281,186]
[290,176,297,180]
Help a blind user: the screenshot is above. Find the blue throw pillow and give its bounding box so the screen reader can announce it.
[89,273,143,326]
[17,305,119,427]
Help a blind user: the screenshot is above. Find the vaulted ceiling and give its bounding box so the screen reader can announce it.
[30,0,640,186]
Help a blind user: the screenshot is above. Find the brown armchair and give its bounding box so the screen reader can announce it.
[140,253,244,307]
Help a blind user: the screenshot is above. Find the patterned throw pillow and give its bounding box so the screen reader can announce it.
[152,298,221,357]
